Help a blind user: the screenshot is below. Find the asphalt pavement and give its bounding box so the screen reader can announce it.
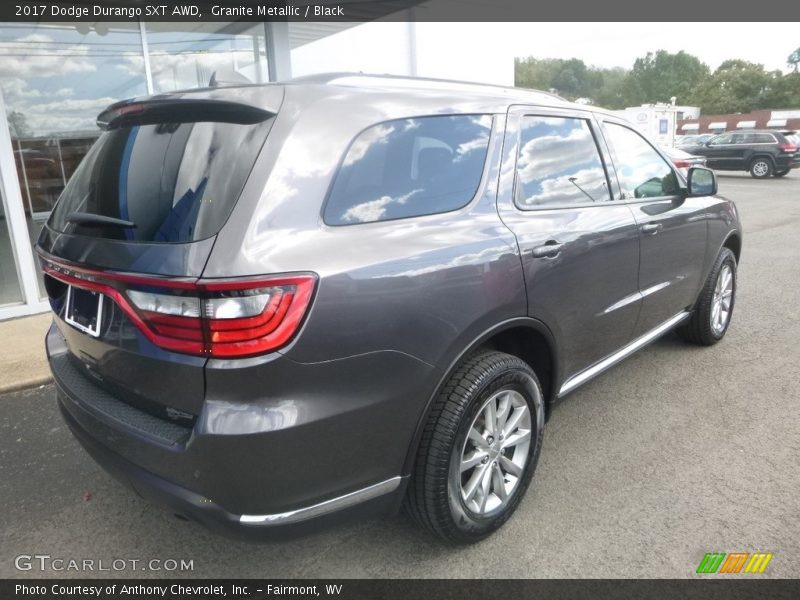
[1,171,798,578]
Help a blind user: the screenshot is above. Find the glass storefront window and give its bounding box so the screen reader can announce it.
[0,185,23,306]
[0,22,147,298]
[144,23,269,93]
[0,22,269,308]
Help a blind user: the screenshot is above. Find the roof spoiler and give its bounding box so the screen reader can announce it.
[96,98,275,130]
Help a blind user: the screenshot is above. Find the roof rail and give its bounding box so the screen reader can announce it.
[287,72,566,102]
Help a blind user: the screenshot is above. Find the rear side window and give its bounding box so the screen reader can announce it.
[752,133,776,143]
[515,116,610,208]
[323,115,492,225]
[604,123,678,199]
[49,117,273,242]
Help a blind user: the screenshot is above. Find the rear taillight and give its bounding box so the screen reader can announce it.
[672,160,691,168]
[43,263,316,358]
[779,144,797,153]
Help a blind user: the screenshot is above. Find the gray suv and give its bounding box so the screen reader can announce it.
[37,74,742,543]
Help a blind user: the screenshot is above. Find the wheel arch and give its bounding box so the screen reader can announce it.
[722,231,742,263]
[401,317,559,476]
[749,153,775,167]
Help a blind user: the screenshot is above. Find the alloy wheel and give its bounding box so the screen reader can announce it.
[711,264,734,335]
[752,161,769,177]
[457,389,532,515]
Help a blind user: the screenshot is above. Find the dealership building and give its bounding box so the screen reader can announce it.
[677,109,800,135]
[0,20,511,321]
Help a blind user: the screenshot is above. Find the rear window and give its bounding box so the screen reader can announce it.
[49,117,273,243]
[323,115,492,225]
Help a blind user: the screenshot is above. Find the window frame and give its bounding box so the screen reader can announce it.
[598,116,685,205]
[320,113,495,227]
[508,107,618,212]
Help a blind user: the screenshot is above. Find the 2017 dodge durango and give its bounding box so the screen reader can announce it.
[38,74,742,543]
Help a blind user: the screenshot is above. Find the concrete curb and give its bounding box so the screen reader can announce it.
[0,375,53,395]
[0,313,53,396]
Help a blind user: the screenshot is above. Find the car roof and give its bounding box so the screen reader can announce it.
[725,129,784,135]
[120,73,615,125]
[287,72,566,103]
[201,72,605,114]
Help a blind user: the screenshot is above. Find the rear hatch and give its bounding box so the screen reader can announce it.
[38,86,284,424]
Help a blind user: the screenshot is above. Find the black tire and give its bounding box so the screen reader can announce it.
[677,248,737,346]
[405,350,545,543]
[749,157,773,178]
[773,169,790,178]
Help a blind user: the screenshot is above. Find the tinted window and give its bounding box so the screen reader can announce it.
[324,115,492,225]
[752,133,776,143]
[515,116,609,207]
[709,133,734,145]
[732,133,751,144]
[49,118,273,242]
[604,123,678,199]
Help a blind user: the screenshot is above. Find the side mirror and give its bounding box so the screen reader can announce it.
[687,167,717,197]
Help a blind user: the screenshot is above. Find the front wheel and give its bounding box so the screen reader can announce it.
[749,158,773,178]
[678,247,737,345]
[405,351,545,543]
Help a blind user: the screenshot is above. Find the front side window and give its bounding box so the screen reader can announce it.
[604,123,678,200]
[515,116,610,208]
[709,133,734,145]
[324,115,492,225]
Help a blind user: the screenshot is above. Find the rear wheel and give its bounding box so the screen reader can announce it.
[773,169,790,178]
[749,158,773,178]
[678,248,737,346]
[405,351,545,543]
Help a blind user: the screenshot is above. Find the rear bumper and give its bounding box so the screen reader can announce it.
[58,398,403,539]
[47,323,427,538]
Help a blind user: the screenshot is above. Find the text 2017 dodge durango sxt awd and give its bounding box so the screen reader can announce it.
[38,74,742,543]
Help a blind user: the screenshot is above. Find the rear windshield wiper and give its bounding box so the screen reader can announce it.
[66,212,137,229]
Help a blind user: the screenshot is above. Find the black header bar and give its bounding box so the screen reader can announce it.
[2,0,799,22]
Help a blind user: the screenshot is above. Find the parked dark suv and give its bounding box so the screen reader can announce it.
[682,129,798,178]
[38,74,742,543]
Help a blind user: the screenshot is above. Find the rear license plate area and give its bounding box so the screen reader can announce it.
[65,285,104,338]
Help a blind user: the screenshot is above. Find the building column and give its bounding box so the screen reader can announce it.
[265,22,292,82]
[0,88,47,315]
[407,11,418,77]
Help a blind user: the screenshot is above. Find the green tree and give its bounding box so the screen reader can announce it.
[515,57,624,104]
[788,47,800,73]
[593,67,631,109]
[551,58,592,98]
[625,50,710,105]
[515,57,564,93]
[763,72,800,108]
[693,60,777,113]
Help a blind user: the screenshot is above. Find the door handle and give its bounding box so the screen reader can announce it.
[531,242,564,258]
[641,223,662,235]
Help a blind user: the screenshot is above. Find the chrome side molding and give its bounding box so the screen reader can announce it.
[558,311,690,397]
[239,476,402,526]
